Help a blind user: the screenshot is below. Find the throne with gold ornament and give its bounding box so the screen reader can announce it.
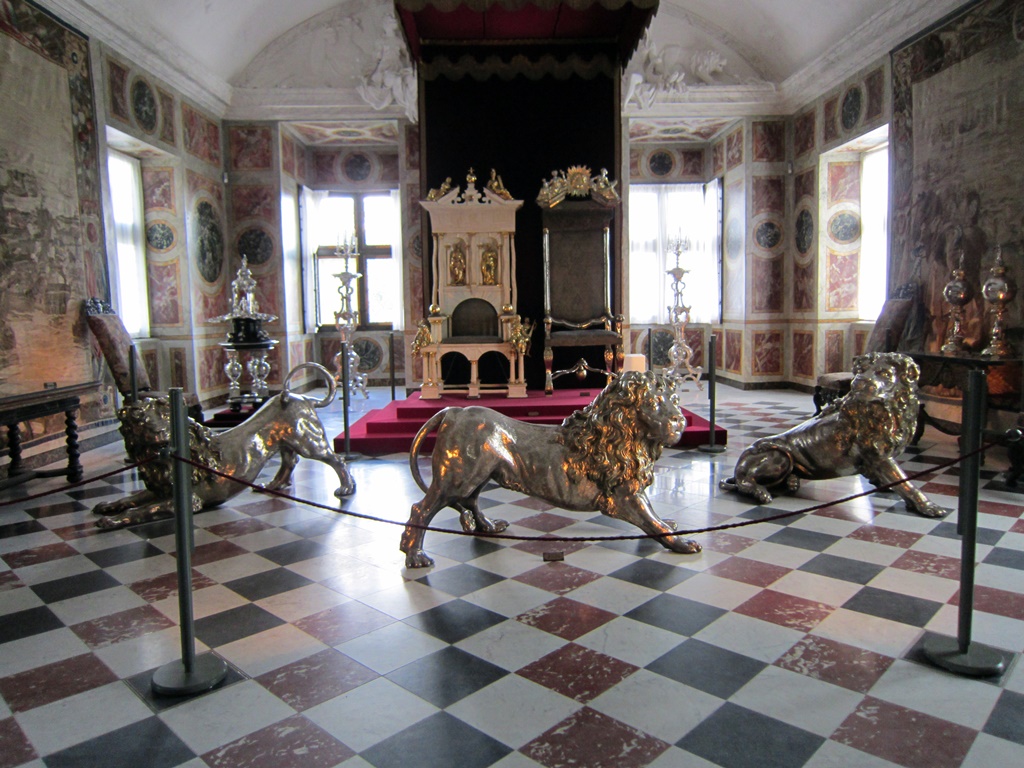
[536,166,623,394]
[416,169,529,399]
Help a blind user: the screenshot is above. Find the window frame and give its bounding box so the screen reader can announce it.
[106,148,151,338]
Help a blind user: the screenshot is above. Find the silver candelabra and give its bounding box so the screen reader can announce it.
[333,240,368,399]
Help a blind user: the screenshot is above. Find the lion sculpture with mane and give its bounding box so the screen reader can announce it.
[719,352,948,518]
[400,371,702,568]
[93,363,355,529]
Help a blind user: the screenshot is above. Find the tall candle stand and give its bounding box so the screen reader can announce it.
[333,240,369,399]
[941,248,973,356]
[664,235,703,391]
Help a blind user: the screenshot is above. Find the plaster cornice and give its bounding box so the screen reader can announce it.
[34,0,232,116]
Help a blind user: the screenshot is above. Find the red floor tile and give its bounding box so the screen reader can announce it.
[707,556,790,587]
[522,707,668,768]
[514,562,602,595]
[849,526,923,549]
[517,644,638,703]
[735,590,835,632]
[517,597,617,641]
[775,634,895,693]
[255,648,377,711]
[202,714,355,768]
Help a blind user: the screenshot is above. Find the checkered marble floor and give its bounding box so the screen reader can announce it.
[2,385,1024,768]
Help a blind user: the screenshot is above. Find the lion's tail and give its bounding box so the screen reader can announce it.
[409,409,449,493]
[281,363,336,408]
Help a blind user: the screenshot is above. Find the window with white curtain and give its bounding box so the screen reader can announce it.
[106,150,150,337]
[301,189,403,331]
[628,180,722,325]
[859,143,889,321]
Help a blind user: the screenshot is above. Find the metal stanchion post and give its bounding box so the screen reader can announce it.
[922,369,1010,677]
[128,344,139,403]
[342,340,352,459]
[152,388,227,696]
[698,334,725,454]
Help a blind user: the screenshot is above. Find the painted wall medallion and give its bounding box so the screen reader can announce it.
[146,221,175,252]
[795,209,814,254]
[353,338,383,372]
[828,211,861,243]
[648,150,674,177]
[841,86,863,132]
[342,152,372,182]
[131,78,158,134]
[754,220,782,250]
[195,200,223,283]
[237,227,274,265]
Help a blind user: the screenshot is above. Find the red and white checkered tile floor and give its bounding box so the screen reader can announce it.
[1,385,1023,768]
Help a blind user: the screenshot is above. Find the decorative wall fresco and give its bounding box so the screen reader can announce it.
[629,146,705,182]
[827,162,859,205]
[182,102,221,166]
[725,329,742,374]
[825,330,844,373]
[148,261,181,325]
[170,347,187,389]
[891,0,1024,353]
[864,68,884,121]
[725,128,743,170]
[752,256,783,313]
[282,135,296,178]
[712,140,724,176]
[840,86,863,133]
[145,221,175,252]
[229,125,273,171]
[237,227,275,265]
[823,96,839,144]
[794,169,815,205]
[752,121,784,163]
[752,331,782,375]
[107,58,129,122]
[131,76,158,134]
[752,176,783,215]
[158,88,175,145]
[794,110,815,158]
[0,0,108,396]
[792,331,814,378]
[141,167,175,211]
[194,200,224,283]
[232,185,275,222]
[309,148,400,187]
[826,249,858,311]
[794,261,815,312]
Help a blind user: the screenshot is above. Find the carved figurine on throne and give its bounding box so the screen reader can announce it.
[448,243,467,286]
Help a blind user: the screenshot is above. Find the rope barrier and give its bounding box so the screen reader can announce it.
[170,441,989,543]
[0,434,998,543]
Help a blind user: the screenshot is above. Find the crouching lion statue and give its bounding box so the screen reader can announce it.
[719,352,949,518]
[400,371,702,568]
[94,363,355,529]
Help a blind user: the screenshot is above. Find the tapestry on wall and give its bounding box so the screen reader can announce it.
[0,0,107,395]
[891,0,1024,353]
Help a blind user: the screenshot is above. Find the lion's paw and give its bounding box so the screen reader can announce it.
[405,549,435,568]
[477,518,509,535]
[754,488,774,504]
[95,514,129,530]
[665,535,702,554]
[910,500,951,518]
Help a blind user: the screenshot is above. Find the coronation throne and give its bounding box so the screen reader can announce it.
[537,166,623,394]
[417,170,527,399]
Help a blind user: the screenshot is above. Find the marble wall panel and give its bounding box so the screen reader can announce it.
[725,329,742,373]
[752,176,783,215]
[792,331,814,377]
[228,125,273,171]
[825,330,844,373]
[182,103,221,167]
[752,331,782,375]
[725,128,743,170]
[794,110,815,158]
[826,249,859,311]
[823,96,840,144]
[752,121,785,163]
[752,256,783,312]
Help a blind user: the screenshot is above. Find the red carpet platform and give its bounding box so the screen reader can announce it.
[335,389,726,456]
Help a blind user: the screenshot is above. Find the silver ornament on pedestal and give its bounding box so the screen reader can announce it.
[941,251,974,356]
[981,245,1017,358]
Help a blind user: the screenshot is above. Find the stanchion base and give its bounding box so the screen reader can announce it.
[922,635,1010,678]
[697,444,727,454]
[152,653,228,696]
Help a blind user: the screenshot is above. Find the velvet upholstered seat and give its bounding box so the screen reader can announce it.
[85,298,203,420]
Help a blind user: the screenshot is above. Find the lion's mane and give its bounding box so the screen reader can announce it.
[119,398,222,494]
[827,352,920,459]
[561,372,669,499]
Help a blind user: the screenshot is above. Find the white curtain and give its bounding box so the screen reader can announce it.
[107,150,150,337]
[628,181,721,325]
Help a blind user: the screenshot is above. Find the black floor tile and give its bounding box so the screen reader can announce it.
[24,499,88,519]
[983,547,1024,571]
[842,586,943,627]
[385,647,508,708]
[0,605,65,644]
[44,715,196,768]
[416,563,506,597]
[984,689,1024,746]
[0,519,46,539]
[738,506,803,525]
[402,599,506,644]
[125,656,247,713]
[224,567,315,601]
[193,603,286,647]
[798,553,885,585]
[930,522,1004,546]
[677,702,825,768]
[30,569,119,603]
[85,541,164,568]
[610,559,697,591]
[257,539,331,566]
[764,526,842,552]
[361,711,512,768]
[423,536,504,564]
[647,639,765,699]
[625,594,727,637]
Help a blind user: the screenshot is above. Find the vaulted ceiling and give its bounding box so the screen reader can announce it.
[44,0,966,122]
